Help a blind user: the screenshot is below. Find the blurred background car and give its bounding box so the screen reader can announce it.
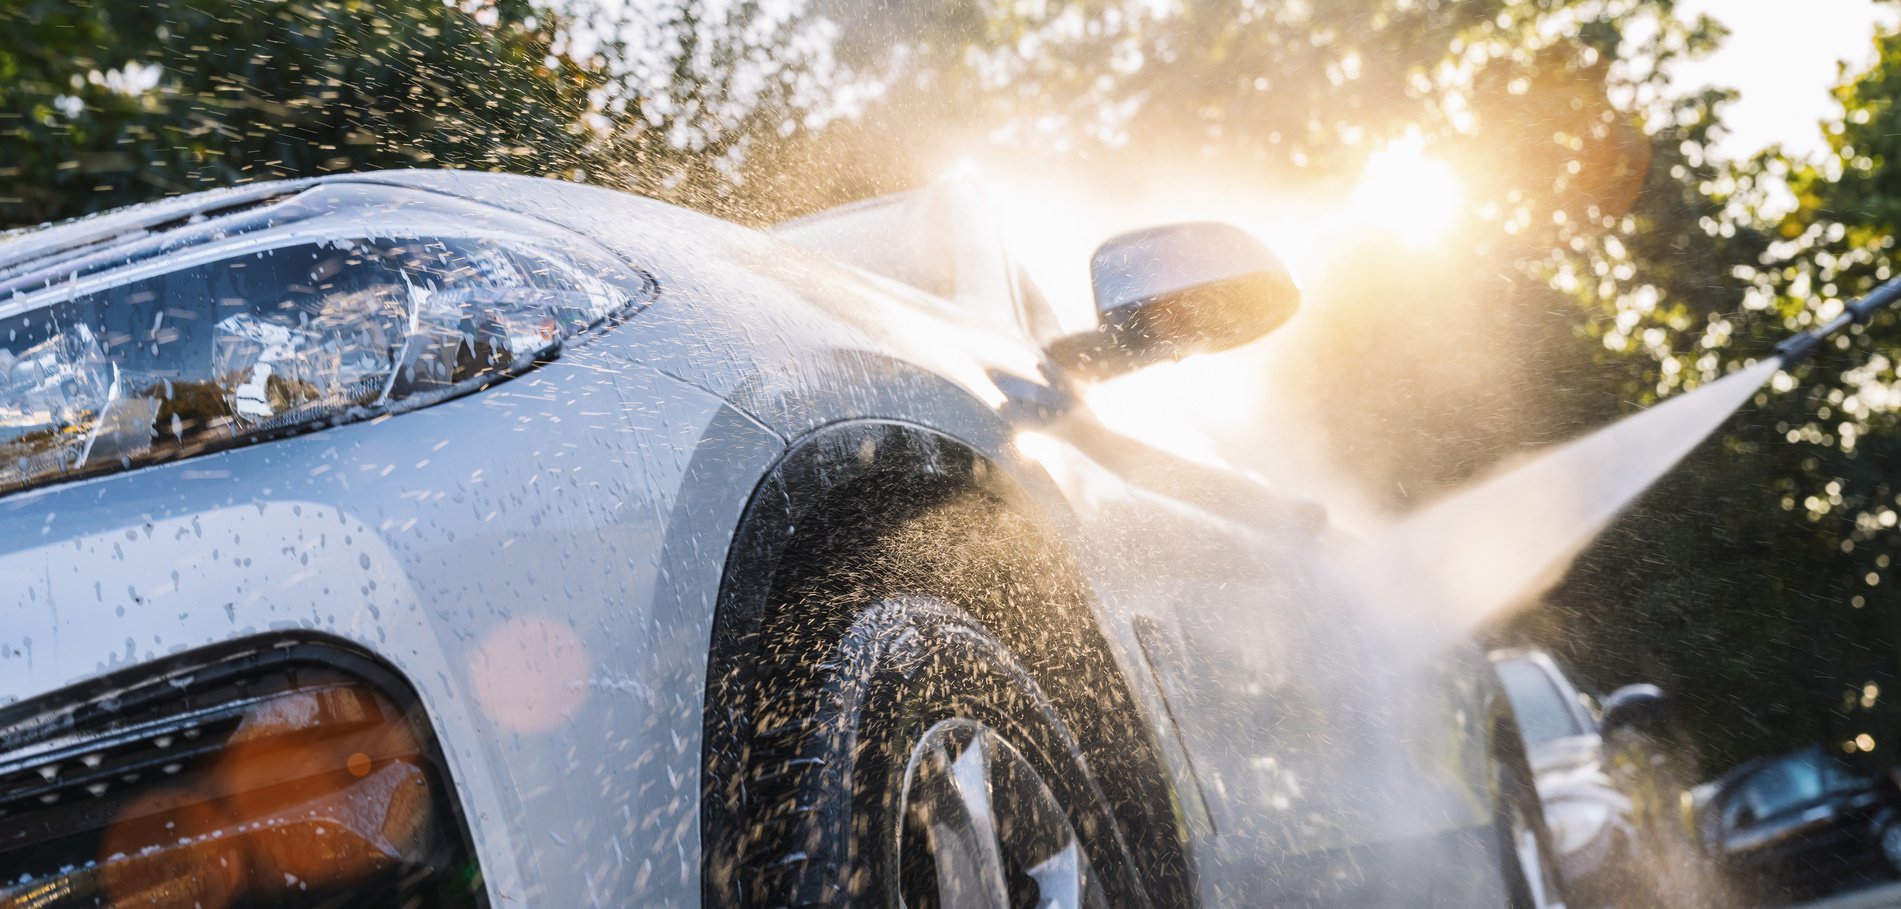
[1492,647,1691,908]
[1696,744,1901,905]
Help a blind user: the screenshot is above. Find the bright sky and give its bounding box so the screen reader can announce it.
[1670,0,1898,162]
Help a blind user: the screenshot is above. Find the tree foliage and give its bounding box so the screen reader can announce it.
[1538,17,1901,770]
[0,0,611,229]
[0,0,858,228]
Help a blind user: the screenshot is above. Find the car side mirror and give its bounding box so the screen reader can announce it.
[1601,683,1668,736]
[1047,222,1299,379]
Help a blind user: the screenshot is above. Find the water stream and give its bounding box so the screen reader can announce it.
[1347,356,1785,646]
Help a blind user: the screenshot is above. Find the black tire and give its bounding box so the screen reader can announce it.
[721,594,1148,907]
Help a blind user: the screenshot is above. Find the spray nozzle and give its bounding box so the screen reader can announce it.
[1776,272,1901,366]
[1773,329,1826,364]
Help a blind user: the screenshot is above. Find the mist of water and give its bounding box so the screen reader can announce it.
[1345,357,1784,648]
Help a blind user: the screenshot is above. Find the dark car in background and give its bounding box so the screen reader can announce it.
[1492,648,1681,907]
[1698,745,1901,903]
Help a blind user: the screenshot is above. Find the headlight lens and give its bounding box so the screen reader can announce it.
[0,183,652,494]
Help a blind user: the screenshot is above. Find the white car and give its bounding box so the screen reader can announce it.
[0,171,1554,907]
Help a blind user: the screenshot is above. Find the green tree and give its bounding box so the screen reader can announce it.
[0,0,604,230]
[0,0,855,228]
[1536,19,1901,770]
[554,0,856,219]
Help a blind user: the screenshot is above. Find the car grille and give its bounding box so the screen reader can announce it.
[0,638,485,909]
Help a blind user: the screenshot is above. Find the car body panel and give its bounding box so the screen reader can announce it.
[0,171,1510,906]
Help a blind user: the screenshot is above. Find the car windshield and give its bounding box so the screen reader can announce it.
[1740,751,1830,821]
[1495,658,1586,746]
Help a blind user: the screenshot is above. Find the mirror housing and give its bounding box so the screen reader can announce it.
[1601,683,1668,736]
[1048,222,1299,379]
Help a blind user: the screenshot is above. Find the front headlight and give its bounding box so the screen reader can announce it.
[0,182,653,495]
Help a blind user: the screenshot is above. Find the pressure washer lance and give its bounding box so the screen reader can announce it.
[1775,272,1901,365]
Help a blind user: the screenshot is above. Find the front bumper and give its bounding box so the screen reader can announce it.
[0,356,785,906]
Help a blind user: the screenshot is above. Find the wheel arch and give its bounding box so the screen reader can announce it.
[700,418,1194,907]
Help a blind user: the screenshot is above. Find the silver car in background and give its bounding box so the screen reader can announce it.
[0,171,1546,907]
[1493,647,1681,908]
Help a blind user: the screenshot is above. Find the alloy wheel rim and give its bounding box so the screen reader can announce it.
[896,717,1106,909]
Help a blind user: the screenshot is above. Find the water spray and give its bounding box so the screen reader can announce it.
[1351,269,1901,650]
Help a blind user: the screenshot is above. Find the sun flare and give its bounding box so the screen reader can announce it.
[1348,135,1463,248]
